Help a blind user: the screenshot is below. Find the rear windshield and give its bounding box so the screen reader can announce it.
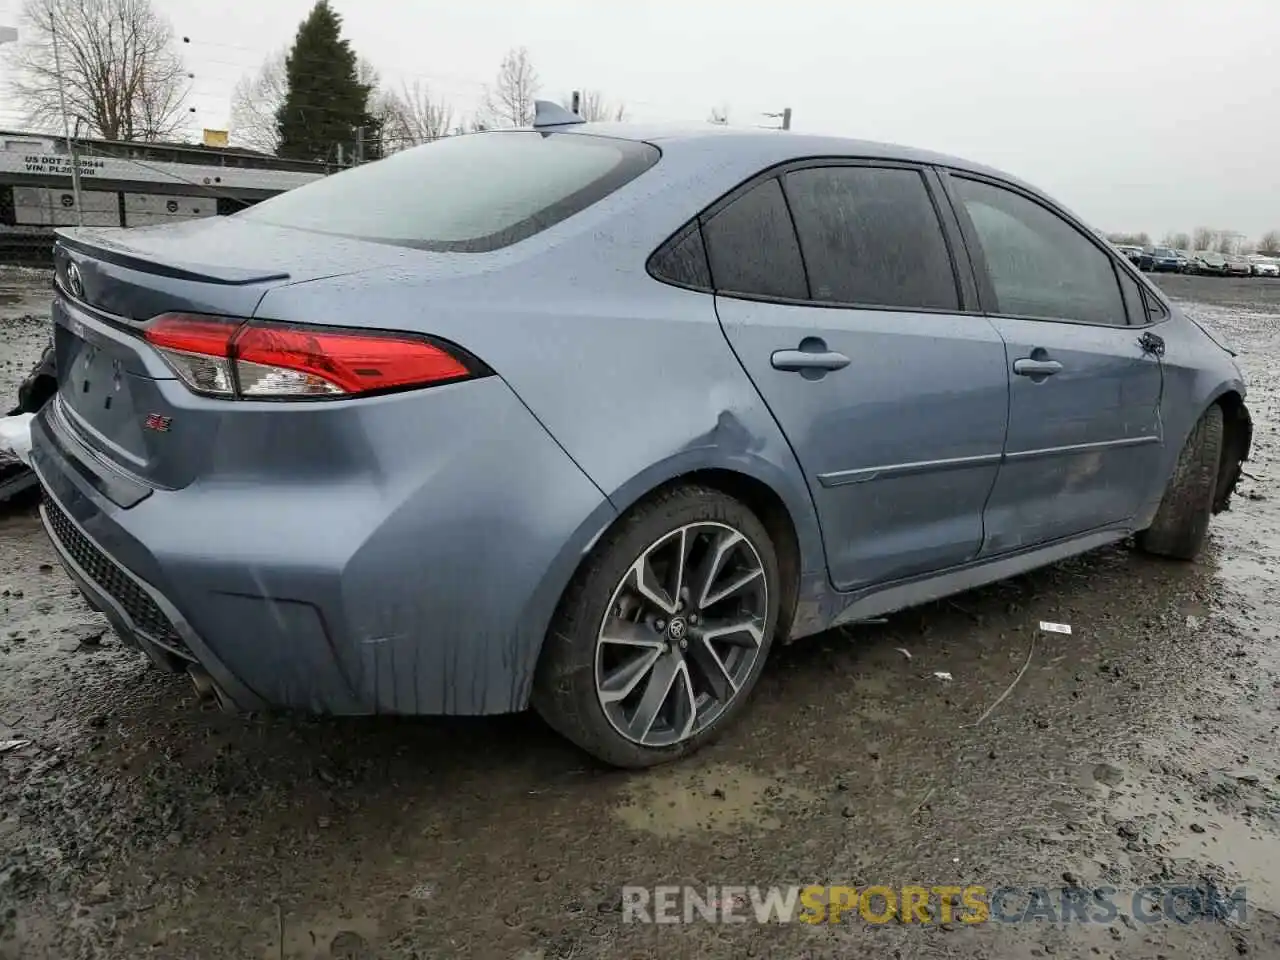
[237,131,660,252]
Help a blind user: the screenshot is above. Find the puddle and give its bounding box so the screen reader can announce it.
[1100,774,1280,913]
[614,762,815,837]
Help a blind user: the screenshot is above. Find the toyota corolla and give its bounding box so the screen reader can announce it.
[31,104,1252,768]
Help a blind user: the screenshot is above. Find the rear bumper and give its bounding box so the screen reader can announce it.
[35,483,268,710]
[30,376,612,716]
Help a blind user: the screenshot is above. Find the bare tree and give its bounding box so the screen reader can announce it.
[483,46,539,128]
[1107,231,1150,247]
[1169,232,1191,251]
[380,81,454,148]
[1258,230,1280,254]
[1214,231,1242,255]
[562,89,626,122]
[229,49,286,153]
[6,0,190,141]
[1191,227,1215,252]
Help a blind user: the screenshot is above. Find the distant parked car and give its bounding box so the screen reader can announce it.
[1146,247,1182,273]
[1119,246,1154,271]
[1252,258,1279,278]
[1224,255,1252,277]
[1195,251,1230,275]
[1179,251,1200,274]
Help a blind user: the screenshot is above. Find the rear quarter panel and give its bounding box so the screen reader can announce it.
[255,144,831,646]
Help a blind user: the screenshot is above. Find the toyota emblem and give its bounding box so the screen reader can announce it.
[66,261,84,299]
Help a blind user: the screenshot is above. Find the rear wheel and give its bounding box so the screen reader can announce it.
[1137,405,1224,560]
[533,485,780,768]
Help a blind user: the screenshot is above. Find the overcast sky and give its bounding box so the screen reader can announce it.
[5,0,1280,239]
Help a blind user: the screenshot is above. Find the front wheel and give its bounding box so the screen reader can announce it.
[1137,405,1224,560]
[533,486,780,768]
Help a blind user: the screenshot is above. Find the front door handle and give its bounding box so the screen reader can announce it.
[1013,358,1063,378]
[771,337,850,379]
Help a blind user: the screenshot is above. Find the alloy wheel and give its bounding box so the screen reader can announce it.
[594,522,769,748]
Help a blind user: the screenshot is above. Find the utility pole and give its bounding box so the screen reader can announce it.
[48,8,84,225]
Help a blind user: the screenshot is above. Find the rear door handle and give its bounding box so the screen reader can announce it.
[1013,358,1063,377]
[771,337,850,377]
[771,350,851,372]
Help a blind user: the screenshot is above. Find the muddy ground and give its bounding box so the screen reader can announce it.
[2,267,1280,960]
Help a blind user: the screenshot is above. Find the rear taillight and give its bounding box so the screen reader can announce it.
[143,314,482,400]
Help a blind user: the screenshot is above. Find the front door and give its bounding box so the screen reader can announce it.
[702,165,1009,591]
[942,173,1164,553]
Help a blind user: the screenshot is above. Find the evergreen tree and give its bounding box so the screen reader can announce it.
[276,1,372,162]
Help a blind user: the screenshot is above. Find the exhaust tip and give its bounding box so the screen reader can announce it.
[188,665,239,713]
[189,665,216,701]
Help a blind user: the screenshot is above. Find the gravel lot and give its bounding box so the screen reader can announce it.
[2,267,1279,960]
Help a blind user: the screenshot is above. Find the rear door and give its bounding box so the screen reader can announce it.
[940,172,1164,554]
[707,163,1009,591]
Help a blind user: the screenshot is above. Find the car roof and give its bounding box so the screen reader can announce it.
[565,122,1042,194]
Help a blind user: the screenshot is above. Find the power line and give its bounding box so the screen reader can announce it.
[174,38,775,127]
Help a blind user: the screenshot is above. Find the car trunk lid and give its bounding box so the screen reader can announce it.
[48,220,418,494]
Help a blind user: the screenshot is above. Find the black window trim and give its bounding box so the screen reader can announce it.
[936,167,1168,329]
[646,155,983,316]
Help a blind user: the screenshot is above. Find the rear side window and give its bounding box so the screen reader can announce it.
[1116,265,1146,324]
[1143,287,1170,322]
[783,166,960,311]
[236,132,659,253]
[701,178,808,300]
[951,176,1126,326]
[649,225,712,290]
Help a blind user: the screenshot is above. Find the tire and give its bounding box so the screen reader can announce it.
[1137,404,1224,560]
[532,485,781,768]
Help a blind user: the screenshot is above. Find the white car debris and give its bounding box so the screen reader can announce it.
[0,413,34,466]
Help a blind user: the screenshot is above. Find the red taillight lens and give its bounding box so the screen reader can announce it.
[234,325,470,397]
[143,314,479,400]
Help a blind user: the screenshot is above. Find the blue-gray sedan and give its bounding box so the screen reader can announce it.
[30,107,1252,767]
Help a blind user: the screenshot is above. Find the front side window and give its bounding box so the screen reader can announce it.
[783,165,960,311]
[951,177,1126,326]
[700,178,808,300]
[237,132,659,252]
